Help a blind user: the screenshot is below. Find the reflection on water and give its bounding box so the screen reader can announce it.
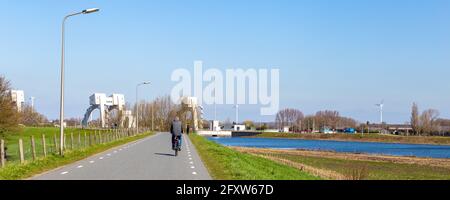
[208,137,450,159]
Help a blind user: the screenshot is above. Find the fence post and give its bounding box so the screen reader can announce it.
[95,132,98,145]
[42,134,47,158]
[78,132,81,149]
[53,134,58,153]
[64,133,66,150]
[84,132,87,148]
[70,132,74,150]
[100,132,104,144]
[31,136,36,161]
[19,139,24,164]
[89,132,93,146]
[1,139,5,168]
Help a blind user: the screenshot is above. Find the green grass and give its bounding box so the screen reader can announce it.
[253,132,450,145]
[265,153,450,180]
[188,133,320,180]
[0,131,153,180]
[1,127,120,162]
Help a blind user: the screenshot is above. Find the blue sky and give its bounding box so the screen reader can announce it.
[1,0,450,124]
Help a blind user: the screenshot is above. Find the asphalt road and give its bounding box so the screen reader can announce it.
[32,132,211,180]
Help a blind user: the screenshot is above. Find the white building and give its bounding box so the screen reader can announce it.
[210,120,221,131]
[232,124,246,131]
[9,90,25,112]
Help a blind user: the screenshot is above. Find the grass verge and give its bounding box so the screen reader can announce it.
[1,127,112,162]
[188,133,320,180]
[0,132,153,180]
[252,132,450,145]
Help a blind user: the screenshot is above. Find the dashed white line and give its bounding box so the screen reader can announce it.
[191,166,195,169]
[192,172,197,175]
[77,165,83,169]
[99,157,104,160]
[189,161,194,164]
[107,154,111,156]
[89,161,95,164]
[61,171,68,175]
[189,157,192,160]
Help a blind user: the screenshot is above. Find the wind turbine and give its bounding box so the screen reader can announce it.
[234,105,239,124]
[375,100,384,124]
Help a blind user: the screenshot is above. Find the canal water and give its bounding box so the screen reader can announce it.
[208,137,450,159]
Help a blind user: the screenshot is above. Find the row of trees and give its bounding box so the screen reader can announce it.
[134,95,180,131]
[410,103,441,136]
[275,108,357,132]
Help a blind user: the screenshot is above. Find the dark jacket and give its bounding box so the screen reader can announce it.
[170,120,183,136]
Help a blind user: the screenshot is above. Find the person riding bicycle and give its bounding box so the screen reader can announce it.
[170,117,183,150]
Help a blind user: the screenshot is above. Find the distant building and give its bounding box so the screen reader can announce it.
[367,124,413,135]
[8,90,25,112]
[232,125,246,131]
[282,126,290,133]
[210,120,221,131]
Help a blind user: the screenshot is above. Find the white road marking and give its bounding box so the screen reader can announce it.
[77,165,83,169]
[99,157,104,160]
[189,161,194,164]
[189,157,192,160]
[89,161,95,163]
[192,172,197,175]
[107,154,111,156]
[61,171,68,175]
[114,151,118,153]
[191,166,195,169]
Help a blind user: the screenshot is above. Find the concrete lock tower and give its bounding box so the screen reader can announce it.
[9,90,25,112]
[177,97,203,131]
[82,93,135,128]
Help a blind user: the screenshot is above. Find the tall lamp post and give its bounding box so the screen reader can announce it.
[59,8,99,156]
[135,82,150,133]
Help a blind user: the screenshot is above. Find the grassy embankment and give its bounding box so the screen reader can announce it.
[0,127,153,180]
[2,127,112,162]
[252,132,450,145]
[188,133,320,180]
[234,148,450,180]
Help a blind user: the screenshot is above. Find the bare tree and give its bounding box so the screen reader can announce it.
[420,109,440,136]
[20,104,48,126]
[411,102,420,135]
[0,76,20,135]
[275,108,304,131]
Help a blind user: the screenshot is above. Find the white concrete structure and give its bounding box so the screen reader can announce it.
[178,97,203,131]
[198,130,232,137]
[210,120,221,131]
[232,124,246,131]
[9,90,25,112]
[82,93,135,128]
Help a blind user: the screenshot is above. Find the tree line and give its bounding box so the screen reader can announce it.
[410,102,444,136]
[275,108,357,132]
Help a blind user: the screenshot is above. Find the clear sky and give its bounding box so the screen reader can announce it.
[1,0,450,124]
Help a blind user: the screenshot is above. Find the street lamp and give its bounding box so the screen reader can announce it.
[136,82,150,133]
[59,8,99,156]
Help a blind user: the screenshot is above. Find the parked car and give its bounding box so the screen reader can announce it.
[343,128,356,134]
